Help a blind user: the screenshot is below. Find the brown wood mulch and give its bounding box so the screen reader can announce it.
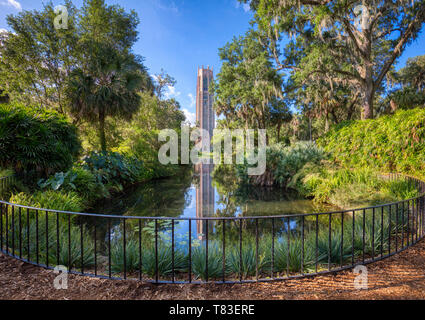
[1,240,425,300]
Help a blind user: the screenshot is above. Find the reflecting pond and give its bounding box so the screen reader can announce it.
[90,164,340,241]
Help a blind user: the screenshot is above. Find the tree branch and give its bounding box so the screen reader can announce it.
[375,4,425,89]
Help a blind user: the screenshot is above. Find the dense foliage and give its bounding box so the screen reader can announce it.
[82,151,145,189]
[293,166,419,209]
[35,151,148,209]
[241,0,425,120]
[90,92,186,179]
[236,142,326,187]
[318,108,425,178]
[10,190,85,213]
[213,30,291,136]
[0,103,81,175]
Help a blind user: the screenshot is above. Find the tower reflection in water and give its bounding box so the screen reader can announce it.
[195,163,215,241]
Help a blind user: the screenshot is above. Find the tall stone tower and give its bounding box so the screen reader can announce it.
[196,66,215,137]
[195,67,215,240]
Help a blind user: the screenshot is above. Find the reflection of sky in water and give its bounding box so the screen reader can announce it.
[92,165,339,242]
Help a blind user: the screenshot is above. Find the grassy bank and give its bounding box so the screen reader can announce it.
[318,108,425,179]
[292,166,419,210]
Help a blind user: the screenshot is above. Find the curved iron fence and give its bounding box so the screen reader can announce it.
[0,173,424,284]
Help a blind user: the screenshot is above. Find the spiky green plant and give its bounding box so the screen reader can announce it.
[142,245,188,277]
[273,237,316,274]
[226,239,268,278]
[111,239,140,273]
[191,242,225,280]
[316,229,352,265]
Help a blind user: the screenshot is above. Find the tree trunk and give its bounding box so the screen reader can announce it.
[362,84,374,119]
[346,94,359,120]
[331,110,339,124]
[362,57,374,119]
[99,109,107,152]
[277,121,281,142]
[308,117,312,142]
[324,112,329,133]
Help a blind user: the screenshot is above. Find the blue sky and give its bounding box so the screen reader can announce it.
[0,0,424,122]
[0,0,254,124]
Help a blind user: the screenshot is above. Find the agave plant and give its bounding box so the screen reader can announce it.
[142,244,188,277]
[316,229,352,265]
[191,242,226,281]
[111,239,141,273]
[226,240,268,278]
[273,237,316,274]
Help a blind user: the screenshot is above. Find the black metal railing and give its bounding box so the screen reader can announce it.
[0,173,424,284]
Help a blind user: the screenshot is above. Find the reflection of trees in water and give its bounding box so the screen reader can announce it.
[80,165,345,252]
[90,167,193,218]
[212,166,305,218]
[212,165,240,218]
[209,167,346,241]
[82,167,193,249]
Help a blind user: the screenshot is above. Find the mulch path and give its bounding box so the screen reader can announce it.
[2,241,425,300]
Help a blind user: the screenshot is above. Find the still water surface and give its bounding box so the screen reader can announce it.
[91,165,339,241]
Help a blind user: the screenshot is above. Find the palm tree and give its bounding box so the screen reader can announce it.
[66,44,151,151]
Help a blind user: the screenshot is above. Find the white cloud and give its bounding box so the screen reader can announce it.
[188,93,195,108]
[182,108,196,126]
[164,85,181,99]
[235,1,250,12]
[1,0,22,11]
[152,0,179,14]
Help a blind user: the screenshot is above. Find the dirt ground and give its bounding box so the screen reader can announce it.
[1,240,425,300]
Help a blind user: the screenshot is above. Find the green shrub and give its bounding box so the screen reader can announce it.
[226,240,268,278]
[316,229,352,265]
[318,108,425,178]
[0,168,13,177]
[295,166,419,209]
[142,245,188,277]
[111,239,141,273]
[1,213,94,269]
[53,225,95,269]
[82,151,144,190]
[236,141,326,188]
[9,190,85,213]
[0,103,81,175]
[382,179,419,200]
[273,237,316,273]
[191,243,225,280]
[38,167,106,203]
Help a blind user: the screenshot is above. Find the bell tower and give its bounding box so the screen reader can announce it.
[196,66,215,137]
